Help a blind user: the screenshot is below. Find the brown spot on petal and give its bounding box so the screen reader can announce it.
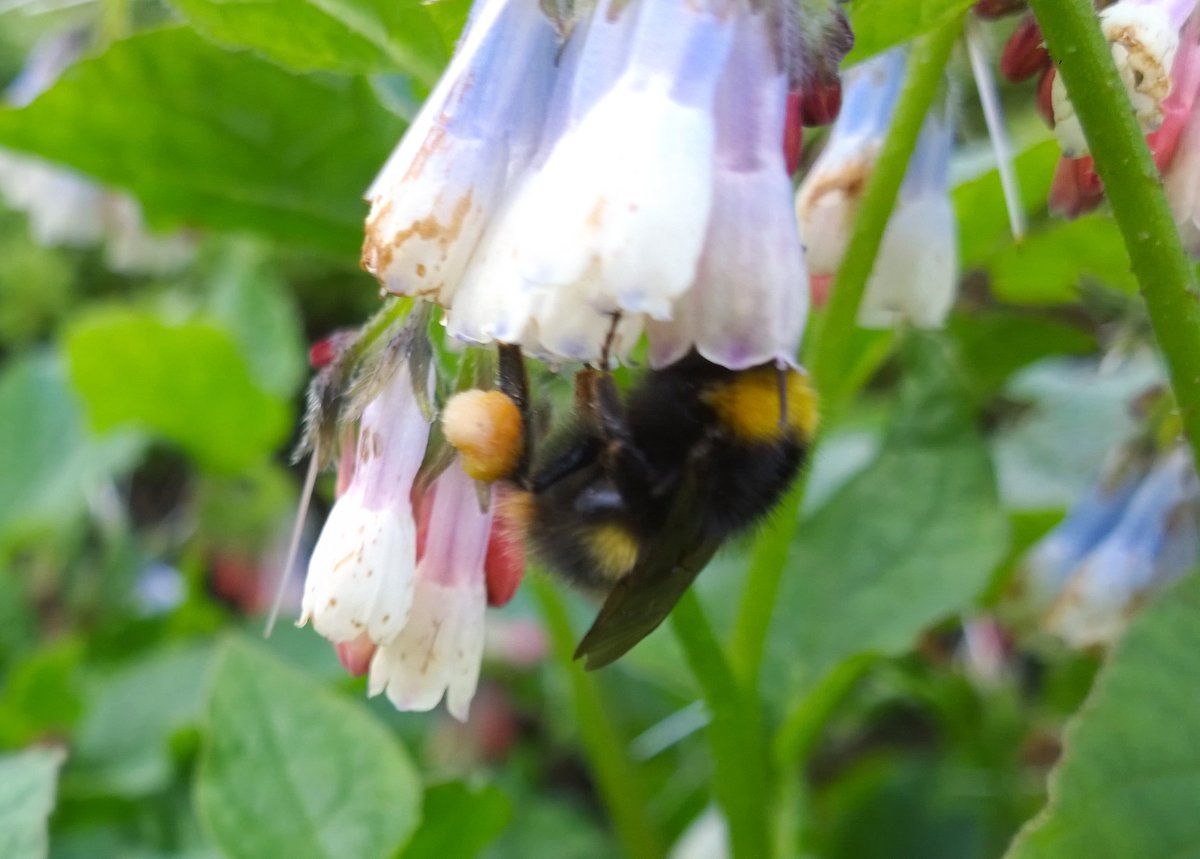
[328,597,338,607]
[587,196,607,229]
[362,186,473,287]
[416,263,427,278]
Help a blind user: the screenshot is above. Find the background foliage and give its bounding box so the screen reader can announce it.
[0,0,1196,857]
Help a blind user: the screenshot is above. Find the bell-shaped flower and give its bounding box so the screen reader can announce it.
[1051,0,1198,156]
[1049,4,1200,227]
[1044,446,1199,647]
[856,106,959,328]
[795,48,906,278]
[361,0,558,303]
[368,461,492,721]
[796,48,959,329]
[446,0,735,364]
[1020,466,1146,610]
[648,7,808,369]
[300,366,432,645]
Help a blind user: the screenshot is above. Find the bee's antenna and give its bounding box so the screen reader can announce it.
[776,363,790,429]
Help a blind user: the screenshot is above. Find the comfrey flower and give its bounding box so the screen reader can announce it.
[368,462,493,720]
[795,48,960,328]
[1042,0,1200,244]
[300,363,432,645]
[364,0,846,368]
[1020,444,1200,648]
[1051,0,1198,156]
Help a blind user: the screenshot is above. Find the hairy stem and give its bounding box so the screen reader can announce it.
[1028,0,1200,463]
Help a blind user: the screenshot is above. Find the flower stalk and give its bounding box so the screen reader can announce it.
[1028,0,1200,466]
[729,13,968,689]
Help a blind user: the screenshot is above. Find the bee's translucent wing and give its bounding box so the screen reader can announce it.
[574,471,719,669]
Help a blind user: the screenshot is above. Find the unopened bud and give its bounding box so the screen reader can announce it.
[799,80,843,127]
[335,634,378,677]
[442,390,524,482]
[974,0,1027,19]
[1001,16,1050,82]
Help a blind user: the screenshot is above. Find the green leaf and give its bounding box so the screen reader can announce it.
[0,28,403,256]
[988,215,1139,304]
[401,782,510,859]
[1005,573,1200,859]
[954,139,1060,268]
[208,242,307,398]
[71,644,214,797]
[63,307,290,473]
[0,353,140,547]
[993,353,1162,509]
[195,637,421,859]
[0,746,65,859]
[846,0,974,63]
[170,0,454,83]
[763,334,1009,703]
[948,312,1096,396]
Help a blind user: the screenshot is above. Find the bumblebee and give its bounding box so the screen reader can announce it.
[443,343,818,668]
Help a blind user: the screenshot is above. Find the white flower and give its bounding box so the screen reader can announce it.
[362,0,558,302]
[796,48,960,329]
[856,108,959,329]
[795,49,906,277]
[648,7,808,369]
[368,462,492,721]
[1051,0,1198,156]
[300,367,432,645]
[446,0,736,364]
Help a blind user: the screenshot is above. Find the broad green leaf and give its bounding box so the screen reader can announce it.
[195,637,420,859]
[763,334,1009,702]
[63,307,290,473]
[0,746,65,859]
[0,28,403,256]
[846,0,973,63]
[0,352,140,546]
[1005,573,1200,859]
[954,139,1060,268]
[993,353,1162,509]
[987,215,1139,304]
[949,312,1095,396]
[401,782,510,859]
[170,0,453,83]
[208,243,307,398]
[71,644,214,797]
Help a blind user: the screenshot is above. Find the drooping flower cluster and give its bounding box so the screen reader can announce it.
[1020,442,1199,648]
[986,0,1200,252]
[794,47,960,328]
[296,328,524,721]
[363,0,851,369]
[304,0,856,719]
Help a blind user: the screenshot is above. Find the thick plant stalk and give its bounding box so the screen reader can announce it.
[729,13,969,688]
[1028,0,1200,465]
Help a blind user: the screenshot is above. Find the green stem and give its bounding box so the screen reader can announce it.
[728,15,967,689]
[670,592,770,859]
[1027,0,1200,464]
[531,578,666,859]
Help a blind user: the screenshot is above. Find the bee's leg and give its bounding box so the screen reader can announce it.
[588,364,657,506]
[496,343,534,487]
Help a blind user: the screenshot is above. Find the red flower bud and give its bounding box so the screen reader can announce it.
[1001,16,1050,82]
[1036,66,1057,127]
[974,0,1027,19]
[784,91,804,176]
